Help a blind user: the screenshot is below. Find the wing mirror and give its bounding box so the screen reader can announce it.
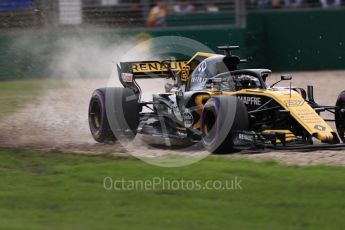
[281,75,292,81]
[271,75,292,88]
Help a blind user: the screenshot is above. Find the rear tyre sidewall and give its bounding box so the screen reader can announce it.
[105,87,140,141]
[88,89,116,143]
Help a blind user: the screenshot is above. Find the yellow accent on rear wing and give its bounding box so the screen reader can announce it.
[131,61,187,74]
[119,60,188,79]
[118,52,216,79]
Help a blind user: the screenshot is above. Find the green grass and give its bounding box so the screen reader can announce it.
[0,79,63,118]
[1,148,345,230]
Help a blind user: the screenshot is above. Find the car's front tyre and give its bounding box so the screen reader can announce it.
[200,96,249,154]
[335,90,345,142]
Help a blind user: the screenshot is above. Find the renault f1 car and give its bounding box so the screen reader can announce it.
[88,46,345,153]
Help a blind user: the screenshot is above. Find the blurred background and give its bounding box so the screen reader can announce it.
[0,0,344,80]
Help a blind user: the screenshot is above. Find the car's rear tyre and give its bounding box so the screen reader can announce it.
[201,96,249,154]
[88,87,140,143]
[335,90,345,142]
[106,87,140,140]
[88,88,116,143]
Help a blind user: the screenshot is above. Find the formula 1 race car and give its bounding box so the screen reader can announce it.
[88,46,345,153]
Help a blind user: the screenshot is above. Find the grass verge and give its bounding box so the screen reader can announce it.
[1,148,345,229]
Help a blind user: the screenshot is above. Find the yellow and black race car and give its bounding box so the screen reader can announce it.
[88,46,345,153]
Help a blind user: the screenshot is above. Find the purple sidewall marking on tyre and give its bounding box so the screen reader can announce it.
[201,98,219,146]
[95,90,105,130]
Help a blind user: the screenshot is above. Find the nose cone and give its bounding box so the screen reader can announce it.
[314,132,334,143]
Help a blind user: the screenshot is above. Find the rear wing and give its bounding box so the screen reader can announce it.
[116,52,217,97]
[118,61,187,78]
[117,60,188,96]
